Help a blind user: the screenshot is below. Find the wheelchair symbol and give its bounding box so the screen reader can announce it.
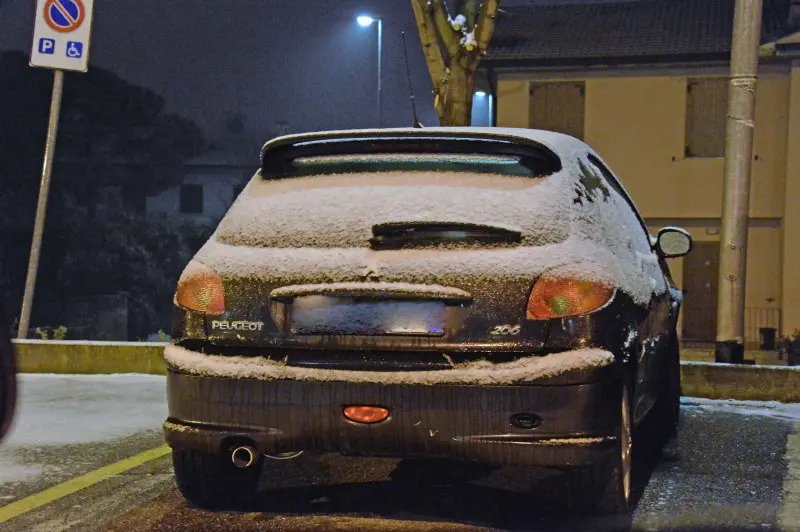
[66,41,83,58]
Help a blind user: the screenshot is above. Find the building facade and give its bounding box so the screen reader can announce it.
[146,143,258,226]
[483,0,800,345]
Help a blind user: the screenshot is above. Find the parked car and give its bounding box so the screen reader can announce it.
[163,127,691,515]
[0,300,18,443]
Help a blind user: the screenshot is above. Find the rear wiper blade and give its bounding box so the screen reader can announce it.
[370,222,521,249]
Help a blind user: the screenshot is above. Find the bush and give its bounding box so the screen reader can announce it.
[60,211,213,340]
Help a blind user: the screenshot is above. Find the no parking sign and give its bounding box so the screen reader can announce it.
[30,0,95,72]
[18,0,97,339]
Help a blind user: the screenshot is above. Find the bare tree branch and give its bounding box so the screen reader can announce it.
[431,0,461,59]
[474,0,499,58]
[410,0,501,126]
[464,0,478,31]
[410,0,447,93]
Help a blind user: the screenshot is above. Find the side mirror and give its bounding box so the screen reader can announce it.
[656,227,692,258]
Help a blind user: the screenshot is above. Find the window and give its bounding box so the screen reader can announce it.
[283,153,555,179]
[529,82,585,140]
[586,154,627,200]
[586,154,651,246]
[686,78,728,157]
[179,184,203,214]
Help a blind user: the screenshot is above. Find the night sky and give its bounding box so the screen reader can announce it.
[0,0,444,141]
[0,1,635,141]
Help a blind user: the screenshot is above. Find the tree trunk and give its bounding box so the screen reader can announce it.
[441,64,474,126]
[410,0,499,127]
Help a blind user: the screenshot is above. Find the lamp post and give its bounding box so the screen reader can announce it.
[357,15,382,127]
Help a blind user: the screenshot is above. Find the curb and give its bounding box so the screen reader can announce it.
[12,340,166,375]
[680,361,800,402]
[11,341,800,402]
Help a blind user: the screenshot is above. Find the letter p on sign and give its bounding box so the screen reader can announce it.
[38,38,56,54]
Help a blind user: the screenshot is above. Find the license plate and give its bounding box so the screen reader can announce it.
[288,296,446,336]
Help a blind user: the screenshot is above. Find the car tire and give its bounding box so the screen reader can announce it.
[172,447,263,510]
[568,384,632,516]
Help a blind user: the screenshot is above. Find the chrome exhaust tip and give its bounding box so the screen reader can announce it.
[231,445,259,468]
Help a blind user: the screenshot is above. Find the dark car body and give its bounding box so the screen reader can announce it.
[164,127,690,512]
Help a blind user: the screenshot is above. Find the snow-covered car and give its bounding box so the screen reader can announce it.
[163,127,692,514]
[0,300,17,443]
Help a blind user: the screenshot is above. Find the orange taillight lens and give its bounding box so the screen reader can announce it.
[174,262,225,315]
[526,278,614,320]
[343,406,390,424]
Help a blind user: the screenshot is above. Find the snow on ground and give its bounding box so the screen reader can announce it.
[0,460,43,484]
[0,374,167,486]
[681,397,800,421]
[2,374,167,447]
[0,374,166,484]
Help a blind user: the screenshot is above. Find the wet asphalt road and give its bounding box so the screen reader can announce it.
[0,376,798,531]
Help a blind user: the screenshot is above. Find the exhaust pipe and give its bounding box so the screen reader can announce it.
[231,445,259,469]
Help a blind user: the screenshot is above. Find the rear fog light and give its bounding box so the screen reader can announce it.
[343,406,390,424]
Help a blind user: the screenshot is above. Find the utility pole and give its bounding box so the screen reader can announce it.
[377,18,383,127]
[355,15,384,127]
[715,0,764,363]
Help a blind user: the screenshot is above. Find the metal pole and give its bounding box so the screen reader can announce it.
[17,69,65,339]
[377,19,383,128]
[715,0,763,363]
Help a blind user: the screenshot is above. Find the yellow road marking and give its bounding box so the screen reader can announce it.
[779,423,800,529]
[0,444,171,524]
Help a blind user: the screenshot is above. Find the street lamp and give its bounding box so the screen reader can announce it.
[356,14,382,127]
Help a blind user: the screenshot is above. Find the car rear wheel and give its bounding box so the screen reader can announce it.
[568,384,632,516]
[172,447,263,510]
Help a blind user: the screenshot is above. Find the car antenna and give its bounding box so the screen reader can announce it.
[401,31,424,128]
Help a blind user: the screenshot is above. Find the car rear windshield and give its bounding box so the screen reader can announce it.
[272,153,553,179]
[217,136,568,249]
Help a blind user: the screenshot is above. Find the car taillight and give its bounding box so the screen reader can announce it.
[526,278,613,320]
[174,262,225,315]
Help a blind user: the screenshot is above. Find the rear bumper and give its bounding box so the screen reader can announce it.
[164,363,621,467]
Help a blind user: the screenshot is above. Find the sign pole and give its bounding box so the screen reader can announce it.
[22,0,94,337]
[17,69,65,339]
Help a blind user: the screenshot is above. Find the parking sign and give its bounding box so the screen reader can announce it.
[30,0,95,72]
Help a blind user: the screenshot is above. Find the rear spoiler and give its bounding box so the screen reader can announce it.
[259,130,562,179]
